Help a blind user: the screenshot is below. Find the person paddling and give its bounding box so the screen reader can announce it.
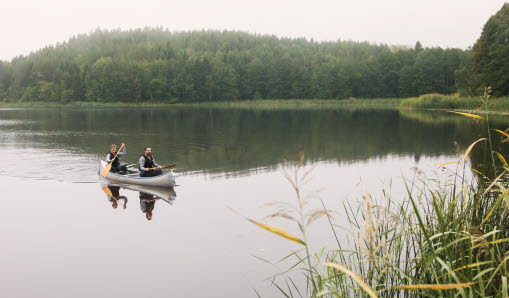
[106,144,128,174]
[139,147,163,177]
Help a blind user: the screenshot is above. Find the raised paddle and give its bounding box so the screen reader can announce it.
[101,143,125,177]
[145,163,176,171]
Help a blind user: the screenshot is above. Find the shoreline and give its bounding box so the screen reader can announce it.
[2,97,509,115]
[0,98,402,109]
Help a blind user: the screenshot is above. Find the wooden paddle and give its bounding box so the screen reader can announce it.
[101,143,125,177]
[145,163,176,171]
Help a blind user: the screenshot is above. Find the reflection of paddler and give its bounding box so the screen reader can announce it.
[102,185,128,209]
[139,192,159,220]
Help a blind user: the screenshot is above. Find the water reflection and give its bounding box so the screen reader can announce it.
[3,107,509,297]
[101,185,128,209]
[100,183,177,220]
[139,192,157,221]
[1,107,503,182]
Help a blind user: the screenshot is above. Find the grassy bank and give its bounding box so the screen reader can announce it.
[183,98,403,110]
[0,98,403,109]
[247,97,509,297]
[400,93,509,112]
[0,101,176,108]
[2,95,509,114]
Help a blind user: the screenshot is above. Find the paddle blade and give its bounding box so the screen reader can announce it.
[163,163,176,169]
[101,186,113,196]
[101,163,113,177]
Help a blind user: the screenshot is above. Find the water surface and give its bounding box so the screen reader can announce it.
[0,107,506,297]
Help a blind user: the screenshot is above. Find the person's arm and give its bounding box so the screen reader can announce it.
[152,158,160,168]
[117,145,127,157]
[139,156,148,171]
[106,153,112,163]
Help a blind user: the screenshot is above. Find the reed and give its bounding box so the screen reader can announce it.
[0,98,402,109]
[400,93,509,111]
[184,98,403,110]
[0,101,174,108]
[6,95,509,113]
[248,89,509,297]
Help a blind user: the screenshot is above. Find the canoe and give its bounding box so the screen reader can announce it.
[100,182,177,204]
[99,161,176,188]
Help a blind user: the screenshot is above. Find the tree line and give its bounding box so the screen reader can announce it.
[1,3,508,104]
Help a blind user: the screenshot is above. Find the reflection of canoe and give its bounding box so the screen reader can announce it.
[100,182,177,204]
[99,161,176,188]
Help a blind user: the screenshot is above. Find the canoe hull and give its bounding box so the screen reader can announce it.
[99,161,176,188]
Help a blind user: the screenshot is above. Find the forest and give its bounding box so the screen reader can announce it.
[0,3,507,103]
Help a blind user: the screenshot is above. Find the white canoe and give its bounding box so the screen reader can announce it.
[99,161,176,188]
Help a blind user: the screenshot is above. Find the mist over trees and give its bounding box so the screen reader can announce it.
[0,29,473,103]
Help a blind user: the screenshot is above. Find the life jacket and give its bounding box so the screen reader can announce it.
[107,152,120,167]
[140,154,154,170]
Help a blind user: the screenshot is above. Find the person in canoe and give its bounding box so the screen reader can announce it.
[139,147,163,177]
[106,143,128,174]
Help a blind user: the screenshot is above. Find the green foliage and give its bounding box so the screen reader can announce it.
[400,93,509,111]
[0,61,13,99]
[20,80,59,102]
[455,66,480,97]
[472,3,509,96]
[0,29,471,103]
[400,93,475,109]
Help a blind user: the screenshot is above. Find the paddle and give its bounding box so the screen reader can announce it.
[101,143,125,177]
[145,163,176,171]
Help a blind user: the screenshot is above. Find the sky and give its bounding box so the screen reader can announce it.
[0,0,507,61]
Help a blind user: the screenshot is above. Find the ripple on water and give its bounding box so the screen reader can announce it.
[0,147,100,183]
[0,120,31,126]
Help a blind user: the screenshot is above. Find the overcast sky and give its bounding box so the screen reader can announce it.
[0,0,506,61]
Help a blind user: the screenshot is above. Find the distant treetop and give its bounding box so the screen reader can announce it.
[0,29,470,103]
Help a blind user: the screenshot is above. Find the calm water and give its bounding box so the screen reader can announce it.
[0,107,507,297]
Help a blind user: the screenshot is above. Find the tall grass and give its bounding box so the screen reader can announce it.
[5,95,509,113]
[184,98,403,110]
[0,98,404,109]
[0,101,175,108]
[247,89,509,297]
[400,93,509,112]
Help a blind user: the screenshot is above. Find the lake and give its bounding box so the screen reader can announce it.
[0,107,505,297]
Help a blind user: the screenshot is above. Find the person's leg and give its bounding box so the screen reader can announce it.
[119,165,128,174]
[145,169,163,177]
